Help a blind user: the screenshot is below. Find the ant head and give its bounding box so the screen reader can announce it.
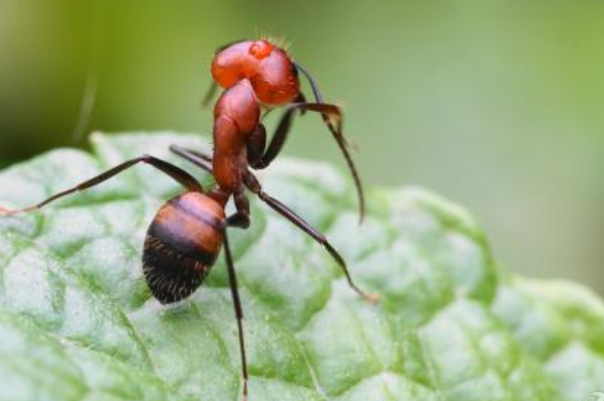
[211,39,300,106]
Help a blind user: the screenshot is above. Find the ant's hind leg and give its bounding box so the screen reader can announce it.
[0,155,203,215]
[243,171,378,303]
[222,229,249,401]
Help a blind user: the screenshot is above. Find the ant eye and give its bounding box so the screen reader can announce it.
[249,40,273,60]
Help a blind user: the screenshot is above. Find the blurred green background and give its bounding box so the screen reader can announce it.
[0,0,602,293]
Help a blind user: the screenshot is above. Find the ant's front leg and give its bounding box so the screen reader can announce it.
[250,94,306,170]
[252,100,365,221]
[246,124,267,168]
[226,207,250,230]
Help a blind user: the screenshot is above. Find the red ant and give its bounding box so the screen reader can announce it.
[0,38,377,401]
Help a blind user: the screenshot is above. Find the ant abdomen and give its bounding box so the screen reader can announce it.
[142,192,226,304]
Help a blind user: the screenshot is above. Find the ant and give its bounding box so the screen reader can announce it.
[0,38,377,401]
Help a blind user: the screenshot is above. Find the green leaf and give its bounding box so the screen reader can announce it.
[0,132,602,401]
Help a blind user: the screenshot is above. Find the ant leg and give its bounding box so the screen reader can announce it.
[0,155,203,215]
[232,190,251,229]
[170,145,213,173]
[171,145,260,176]
[246,124,267,168]
[255,101,365,223]
[223,228,249,401]
[226,213,250,229]
[224,191,251,230]
[252,94,306,170]
[243,172,378,303]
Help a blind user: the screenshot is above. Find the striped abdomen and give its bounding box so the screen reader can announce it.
[143,192,226,304]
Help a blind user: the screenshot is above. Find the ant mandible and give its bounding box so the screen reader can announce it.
[195,38,366,224]
[0,38,377,401]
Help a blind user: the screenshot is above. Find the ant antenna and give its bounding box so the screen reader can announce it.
[293,61,365,222]
[72,0,107,144]
[293,61,324,103]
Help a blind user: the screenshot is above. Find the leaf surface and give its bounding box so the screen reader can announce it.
[0,132,602,401]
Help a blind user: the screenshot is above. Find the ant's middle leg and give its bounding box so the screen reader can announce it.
[251,94,306,170]
[0,155,203,215]
[226,190,251,230]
